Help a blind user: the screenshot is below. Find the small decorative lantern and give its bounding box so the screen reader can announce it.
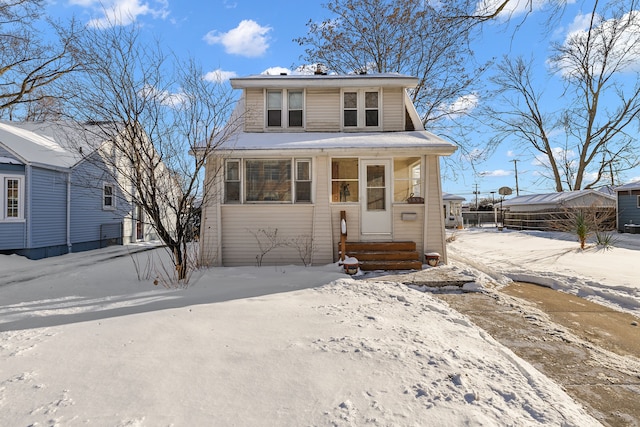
[425,252,440,267]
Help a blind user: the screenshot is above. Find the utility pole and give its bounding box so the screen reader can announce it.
[473,183,480,227]
[510,159,520,196]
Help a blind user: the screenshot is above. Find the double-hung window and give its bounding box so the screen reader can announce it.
[342,89,380,129]
[2,175,24,220]
[267,89,304,128]
[295,160,311,202]
[103,183,115,210]
[224,158,312,203]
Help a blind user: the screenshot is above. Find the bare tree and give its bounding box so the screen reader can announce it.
[485,1,640,191]
[0,0,80,118]
[62,23,238,282]
[295,0,487,127]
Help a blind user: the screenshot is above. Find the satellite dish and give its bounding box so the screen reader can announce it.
[498,186,513,196]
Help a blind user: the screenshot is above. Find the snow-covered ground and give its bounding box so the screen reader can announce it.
[2,228,638,426]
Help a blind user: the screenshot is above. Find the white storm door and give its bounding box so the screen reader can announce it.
[360,159,392,237]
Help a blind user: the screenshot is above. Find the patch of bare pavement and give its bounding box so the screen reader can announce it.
[367,267,640,426]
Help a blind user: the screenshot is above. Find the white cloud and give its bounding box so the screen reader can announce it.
[474,0,546,20]
[479,169,511,177]
[72,0,169,28]
[203,20,272,58]
[138,84,189,108]
[555,10,640,75]
[203,69,238,83]
[440,93,479,120]
[262,67,291,75]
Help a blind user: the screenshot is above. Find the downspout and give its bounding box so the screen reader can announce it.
[25,164,32,248]
[67,171,72,253]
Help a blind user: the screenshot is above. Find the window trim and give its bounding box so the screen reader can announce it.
[265,89,305,129]
[223,158,313,204]
[1,174,25,221]
[103,182,116,210]
[295,159,312,203]
[224,159,241,203]
[341,88,381,130]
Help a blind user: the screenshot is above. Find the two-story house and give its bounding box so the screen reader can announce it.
[198,72,457,269]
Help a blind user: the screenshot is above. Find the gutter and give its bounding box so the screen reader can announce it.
[67,172,72,253]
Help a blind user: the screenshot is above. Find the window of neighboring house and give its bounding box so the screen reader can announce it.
[295,159,311,202]
[225,160,241,203]
[331,158,359,202]
[2,176,24,220]
[342,89,380,129]
[267,90,282,127]
[637,195,640,208]
[103,183,115,210]
[393,157,421,202]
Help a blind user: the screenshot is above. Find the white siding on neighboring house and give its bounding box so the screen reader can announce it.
[382,88,404,131]
[306,88,341,131]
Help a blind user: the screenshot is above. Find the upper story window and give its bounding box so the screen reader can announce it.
[343,89,380,129]
[2,175,24,221]
[103,183,115,210]
[266,89,304,128]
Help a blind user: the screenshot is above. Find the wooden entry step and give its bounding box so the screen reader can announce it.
[341,241,422,271]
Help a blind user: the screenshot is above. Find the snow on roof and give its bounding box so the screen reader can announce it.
[615,180,640,191]
[0,122,78,169]
[0,121,112,169]
[230,72,419,89]
[501,189,615,207]
[216,130,456,154]
[443,192,465,201]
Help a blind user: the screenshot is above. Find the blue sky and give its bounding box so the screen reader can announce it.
[45,0,640,203]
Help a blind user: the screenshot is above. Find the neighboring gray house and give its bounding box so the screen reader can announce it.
[614,181,640,233]
[442,192,465,228]
[0,121,156,259]
[500,190,616,231]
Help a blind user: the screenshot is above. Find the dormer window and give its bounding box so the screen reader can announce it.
[342,89,380,129]
[266,89,304,128]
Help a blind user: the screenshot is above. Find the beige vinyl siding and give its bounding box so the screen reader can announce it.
[382,88,404,131]
[423,155,447,261]
[220,205,314,266]
[306,88,341,131]
[311,156,333,264]
[330,205,360,261]
[392,205,424,258]
[199,156,223,266]
[244,88,264,132]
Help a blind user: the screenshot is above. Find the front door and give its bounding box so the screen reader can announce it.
[360,159,392,239]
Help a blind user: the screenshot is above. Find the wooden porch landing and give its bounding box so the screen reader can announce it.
[341,241,422,271]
